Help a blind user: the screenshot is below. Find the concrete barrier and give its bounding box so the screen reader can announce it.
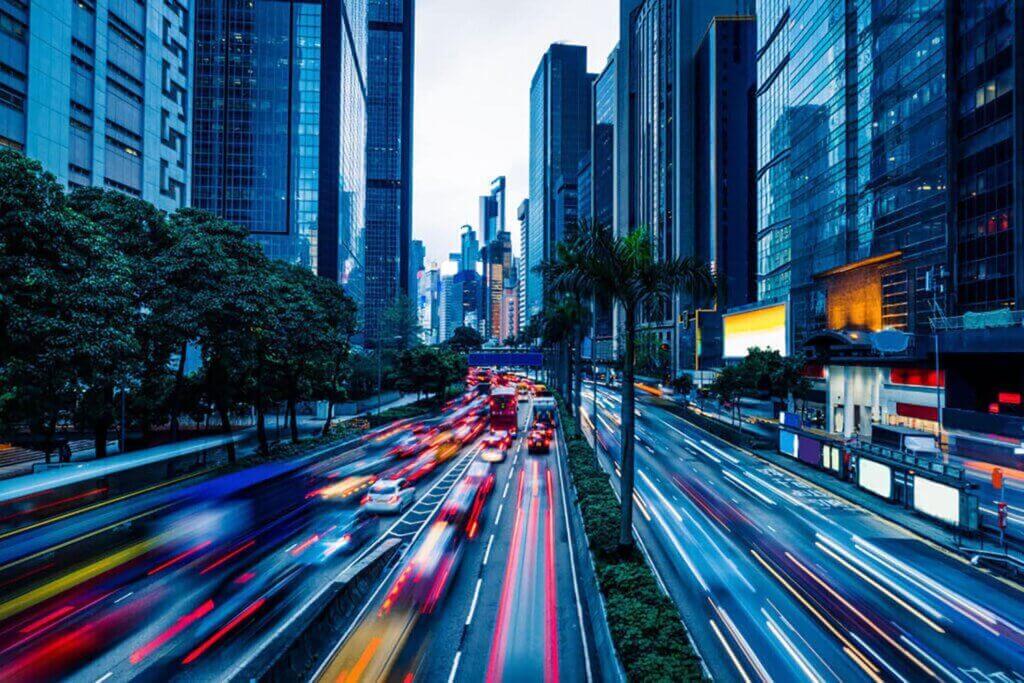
[253,538,402,683]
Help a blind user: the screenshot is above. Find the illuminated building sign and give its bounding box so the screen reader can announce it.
[723,303,788,358]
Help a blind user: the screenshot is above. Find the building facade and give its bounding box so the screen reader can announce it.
[482,230,513,341]
[0,0,191,211]
[691,16,756,368]
[408,238,425,301]
[517,198,529,333]
[192,0,367,305]
[364,0,414,342]
[417,262,439,345]
[526,43,593,324]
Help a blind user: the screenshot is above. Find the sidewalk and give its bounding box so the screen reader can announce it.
[653,397,1024,577]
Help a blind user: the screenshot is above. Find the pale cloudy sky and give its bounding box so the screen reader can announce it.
[412,0,618,265]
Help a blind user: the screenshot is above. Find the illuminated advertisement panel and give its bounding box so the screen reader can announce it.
[779,430,797,457]
[912,476,960,527]
[723,304,787,358]
[857,457,892,499]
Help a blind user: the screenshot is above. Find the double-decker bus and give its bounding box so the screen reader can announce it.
[489,386,518,435]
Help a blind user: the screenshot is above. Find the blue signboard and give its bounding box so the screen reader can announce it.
[468,351,544,368]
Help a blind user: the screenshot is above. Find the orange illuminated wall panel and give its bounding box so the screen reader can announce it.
[826,266,883,331]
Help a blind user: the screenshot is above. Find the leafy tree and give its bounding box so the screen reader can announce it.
[68,188,170,454]
[393,346,466,400]
[543,222,714,551]
[447,325,484,353]
[633,330,670,379]
[379,295,421,350]
[670,373,693,395]
[710,365,744,425]
[309,275,358,434]
[541,297,590,418]
[0,151,135,459]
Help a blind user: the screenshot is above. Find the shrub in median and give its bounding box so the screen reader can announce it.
[557,397,704,681]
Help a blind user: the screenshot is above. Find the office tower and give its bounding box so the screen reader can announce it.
[591,48,617,361]
[482,230,513,341]
[192,0,367,308]
[503,256,520,341]
[408,239,425,302]
[0,0,190,211]
[751,0,1024,460]
[576,153,592,227]
[364,0,415,342]
[527,44,593,322]
[438,259,460,342]
[690,16,756,368]
[459,224,480,273]
[479,176,506,246]
[517,199,529,331]
[417,263,440,345]
[554,177,579,244]
[617,0,741,374]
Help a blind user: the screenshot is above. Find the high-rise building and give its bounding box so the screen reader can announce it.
[591,48,617,360]
[576,154,592,227]
[517,199,529,332]
[479,176,506,246]
[482,230,513,341]
[617,0,742,374]
[527,44,593,323]
[690,16,756,368]
[192,0,367,306]
[438,259,460,342]
[364,0,415,342]
[417,263,440,345]
[459,224,480,273]
[408,239,425,302]
[0,0,191,212]
[753,0,1024,461]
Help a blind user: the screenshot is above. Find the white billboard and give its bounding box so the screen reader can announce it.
[723,303,788,358]
[857,458,892,499]
[912,476,960,527]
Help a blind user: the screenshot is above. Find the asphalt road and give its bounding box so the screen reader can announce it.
[315,400,592,683]
[584,382,1024,682]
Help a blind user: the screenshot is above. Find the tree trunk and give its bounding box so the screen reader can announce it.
[618,306,638,551]
[287,390,299,444]
[322,400,334,436]
[169,341,187,442]
[217,403,236,464]
[94,384,114,458]
[573,326,584,422]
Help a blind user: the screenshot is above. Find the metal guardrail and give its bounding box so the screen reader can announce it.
[931,309,1024,331]
[851,440,967,484]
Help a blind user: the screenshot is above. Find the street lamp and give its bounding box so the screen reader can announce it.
[376,334,403,415]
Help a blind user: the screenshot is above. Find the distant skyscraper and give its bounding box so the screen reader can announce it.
[364,0,415,342]
[459,225,480,273]
[0,0,191,212]
[527,44,593,323]
[438,259,460,341]
[479,176,506,246]
[576,153,592,227]
[592,48,617,230]
[482,231,513,341]
[193,0,367,301]
[417,263,440,344]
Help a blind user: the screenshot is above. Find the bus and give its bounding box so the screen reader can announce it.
[489,386,518,435]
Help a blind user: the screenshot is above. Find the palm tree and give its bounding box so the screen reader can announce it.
[545,222,714,551]
[541,297,590,418]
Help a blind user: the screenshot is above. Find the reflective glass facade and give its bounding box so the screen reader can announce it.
[193,0,366,310]
[0,0,190,211]
[593,49,616,230]
[364,0,413,341]
[526,44,591,323]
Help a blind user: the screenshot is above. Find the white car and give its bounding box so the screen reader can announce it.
[363,479,414,514]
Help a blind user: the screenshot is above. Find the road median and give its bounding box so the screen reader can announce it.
[555,395,705,681]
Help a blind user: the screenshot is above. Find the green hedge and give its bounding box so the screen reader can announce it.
[558,398,704,682]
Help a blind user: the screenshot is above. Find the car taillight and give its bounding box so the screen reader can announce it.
[388,495,399,503]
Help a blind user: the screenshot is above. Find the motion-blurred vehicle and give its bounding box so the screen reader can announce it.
[363,479,414,514]
[318,474,375,504]
[380,521,463,615]
[480,431,511,463]
[438,462,494,538]
[452,416,485,445]
[489,385,519,435]
[320,511,375,559]
[531,396,557,436]
[389,432,425,459]
[527,428,551,455]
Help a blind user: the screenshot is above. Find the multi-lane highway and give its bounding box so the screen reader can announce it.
[0,398,502,682]
[314,399,591,683]
[584,382,1024,682]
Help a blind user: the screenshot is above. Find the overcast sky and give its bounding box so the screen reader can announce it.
[412,0,618,265]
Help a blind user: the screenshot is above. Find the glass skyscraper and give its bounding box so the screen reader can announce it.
[192,0,367,311]
[0,0,191,212]
[364,0,414,342]
[526,43,592,324]
[479,175,506,246]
